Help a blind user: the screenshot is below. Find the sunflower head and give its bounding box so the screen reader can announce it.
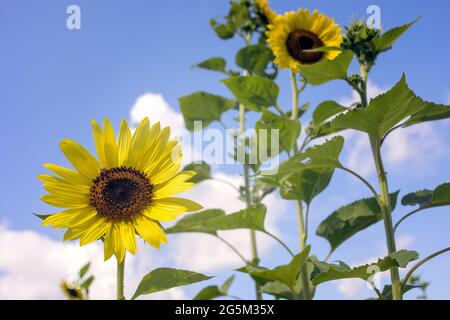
[60,281,86,300]
[267,9,343,72]
[342,20,381,66]
[38,118,202,263]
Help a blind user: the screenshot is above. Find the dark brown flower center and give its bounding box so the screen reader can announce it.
[286,29,324,64]
[90,167,153,220]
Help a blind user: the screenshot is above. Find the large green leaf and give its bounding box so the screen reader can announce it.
[202,205,267,232]
[179,92,235,131]
[317,192,400,253]
[298,51,354,85]
[222,76,279,111]
[165,209,226,235]
[250,246,311,291]
[193,275,235,300]
[262,137,345,204]
[236,45,274,77]
[403,103,450,127]
[255,109,301,155]
[183,162,211,183]
[312,101,347,124]
[263,136,345,182]
[132,268,213,299]
[196,57,227,74]
[373,19,418,52]
[402,183,450,209]
[332,75,431,139]
[310,250,419,285]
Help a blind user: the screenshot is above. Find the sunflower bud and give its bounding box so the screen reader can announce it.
[342,20,381,67]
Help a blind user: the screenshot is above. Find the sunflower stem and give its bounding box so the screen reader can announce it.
[239,63,262,300]
[359,64,402,300]
[117,257,126,300]
[290,70,312,300]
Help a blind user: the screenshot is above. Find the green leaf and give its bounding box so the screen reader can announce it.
[298,51,354,85]
[401,190,433,207]
[259,281,296,300]
[222,76,279,111]
[165,209,226,235]
[202,205,267,232]
[255,109,301,155]
[235,45,274,77]
[262,137,345,204]
[78,262,91,279]
[179,92,235,131]
[312,101,347,124]
[402,183,450,209]
[132,268,213,300]
[196,57,227,73]
[403,103,450,127]
[183,162,211,183]
[193,275,235,300]
[373,19,418,52]
[317,192,400,253]
[80,276,94,291]
[210,19,235,39]
[33,213,51,220]
[332,74,431,139]
[311,250,419,285]
[251,246,311,291]
[306,121,346,141]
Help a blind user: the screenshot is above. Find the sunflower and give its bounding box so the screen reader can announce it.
[60,281,86,300]
[267,9,343,72]
[39,118,202,263]
[255,0,277,24]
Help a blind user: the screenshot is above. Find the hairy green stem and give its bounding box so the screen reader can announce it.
[358,64,401,300]
[290,69,312,300]
[239,65,261,299]
[117,257,125,300]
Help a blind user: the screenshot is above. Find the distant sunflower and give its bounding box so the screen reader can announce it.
[60,281,86,300]
[255,0,277,24]
[267,9,343,72]
[39,118,202,262]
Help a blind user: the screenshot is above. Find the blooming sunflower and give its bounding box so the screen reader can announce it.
[255,0,277,24]
[267,9,343,72]
[39,118,202,263]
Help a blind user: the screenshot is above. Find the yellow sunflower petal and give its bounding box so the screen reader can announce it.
[60,139,101,180]
[41,194,90,209]
[43,163,91,187]
[103,118,118,168]
[79,217,109,246]
[42,207,96,229]
[133,215,167,248]
[144,198,202,221]
[124,118,151,169]
[104,224,115,261]
[152,171,195,199]
[117,119,132,166]
[91,119,107,167]
[123,220,137,255]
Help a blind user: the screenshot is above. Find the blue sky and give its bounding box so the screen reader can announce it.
[1,0,450,299]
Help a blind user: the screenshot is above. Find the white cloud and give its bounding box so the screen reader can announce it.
[130,93,184,131]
